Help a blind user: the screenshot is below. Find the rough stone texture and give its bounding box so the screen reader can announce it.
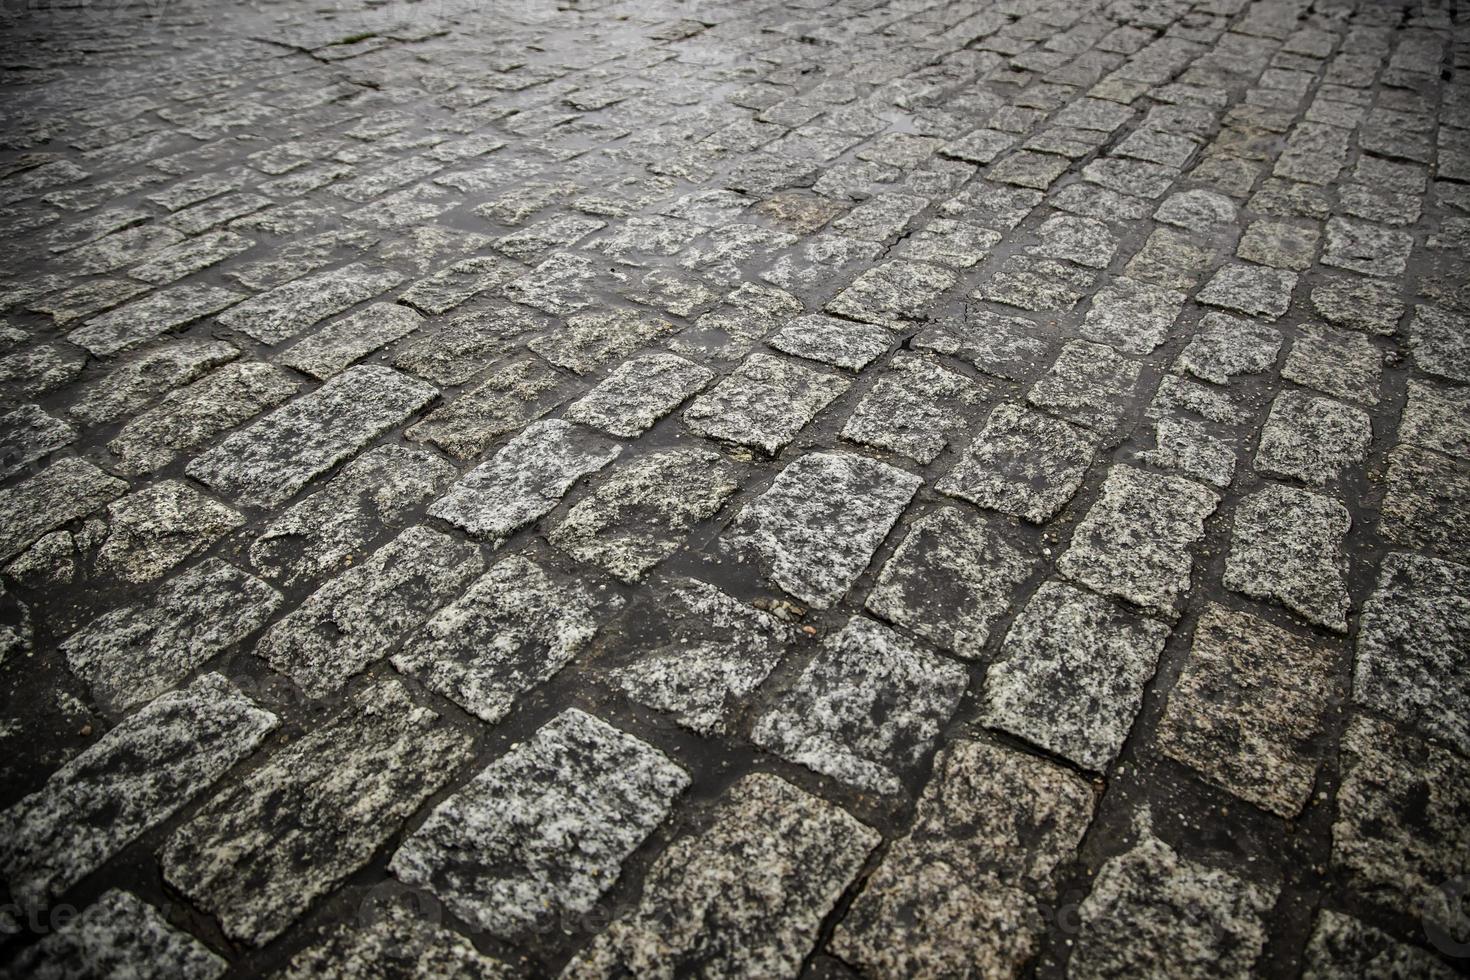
[683,352,849,455]
[1071,829,1277,979]
[0,674,277,906]
[753,615,967,794]
[67,341,238,425]
[1157,604,1337,817]
[722,452,922,609]
[427,419,621,545]
[1080,276,1186,355]
[840,354,985,464]
[831,738,1094,979]
[406,356,576,460]
[1354,552,1470,758]
[561,773,879,980]
[1197,263,1297,320]
[278,302,424,379]
[562,353,713,437]
[0,404,76,480]
[280,905,519,980]
[93,480,243,583]
[1174,312,1282,384]
[0,457,127,562]
[983,581,1171,771]
[1058,465,1219,618]
[62,558,281,712]
[1302,910,1460,980]
[392,555,624,724]
[550,448,741,582]
[9,889,227,980]
[1379,446,1470,563]
[913,310,1052,381]
[256,525,484,696]
[766,313,892,371]
[1400,380,1470,459]
[1253,390,1371,486]
[391,709,687,938]
[937,403,1097,522]
[1408,305,1470,384]
[1332,716,1470,935]
[1027,340,1142,438]
[216,263,404,344]
[1282,324,1382,404]
[1224,483,1351,633]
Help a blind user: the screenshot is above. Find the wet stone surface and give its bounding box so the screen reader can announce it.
[2,0,1466,976]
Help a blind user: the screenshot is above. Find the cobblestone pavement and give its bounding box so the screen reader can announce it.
[0,0,1467,976]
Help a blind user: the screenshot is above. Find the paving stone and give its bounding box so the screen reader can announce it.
[1332,716,1470,934]
[392,304,547,386]
[1282,325,1382,404]
[1354,552,1470,759]
[563,352,713,437]
[1059,465,1218,617]
[391,708,686,938]
[599,579,792,736]
[990,150,1071,190]
[1323,217,1415,278]
[405,357,577,460]
[1303,910,1459,980]
[162,677,471,946]
[840,355,985,464]
[217,263,405,344]
[0,404,75,480]
[529,308,677,376]
[1399,379,1470,459]
[187,366,435,508]
[31,278,148,326]
[938,182,1041,229]
[1224,483,1351,632]
[683,352,848,455]
[131,230,255,285]
[9,889,226,980]
[250,445,457,587]
[1081,276,1186,355]
[1157,604,1336,816]
[256,526,484,696]
[760,233,882,295]
[865,506,1036,660]
[0,457,127,563]
[1408,304,1470,383]
[1030,214,1118,269]
[894,218,1000,268]
[92,480,242,584]
[427,419,621,544]
[1071,829,1276,979]
[1027,340,1141,438]
[0,340,87,400]
[280,904,519,980]
[825,259,955,327]
[1310,274,1403,336]
[1254,390,1371,486]
[561,773,878,980]
[766,313,891,371]
[831,736,1091,978]
[0,673,276,906]
[1124,226,1218,288]
[108,362,301,476]
[1138,414,1237,487]
[67,283,244,356]
[392,555,624,724]
[722,451,921,609]
[979,255,1097,313]
[1174,311,1283,384]
[828,192,926,241]
[399,256,526,315]
[550,448,741,582]
[1197,263,1297,320]
[67,340,238,425]
[1083,157,1178,199]
[277,303,424,379]
[1236,219,1319,270]
[1380,445,1470,563]
[983,580,1171,771]
[1153,188,1237,230]
[937,403,1097,523]
[912,310,1052,381]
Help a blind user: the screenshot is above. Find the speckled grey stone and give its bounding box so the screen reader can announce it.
[1254,390,1371,486]
[1197,264,1297,320]
[1354,552,1470,758]
[1059,465,1218,618]
[1174,312,1283,385]
[1311,274,1403,337]
[428,419,620,544]
[1302,910,1459,980]
[1223,482,1350,631]
[406,357,577,460]
[840,355,985,464]
[0,404,75,480]
[766,314,891,371]
[162,678,472,946]
[684,353,848,455]
[550,448,740,582]
[866,507,1035,660]
[938,403,1097,523]
[1380,446,1470,563]
[529,308,677,375]
[281,904,518,980]
[392,303,546,386]
[10,889,226,980]
[278,303,423,379]
[760,233,882,295]
[829,192,926,241]
[0,673,277,906]
[250,445,457,588]
[723,451,921,609]
[1081,276,1186,355]
[256,526,484,696]
[392,708,686,938]
[108,361,301,476]
[1158,604,1336,816]
[1323,217,1414,278]
[1332,716,1470,935]
[1237,220,1319,270]
[67,340,238,425]
[1027,340,1142,438]
[980,255,1096,313]
[831,738,1093,979]
[561,773,879,980]
[753,615,965,793]
[563,353,711,437]
[983,581,1171,771]
[600,579,792,736]
[0,340,87,400]
[392,555,624,724]
[67,283,244,356]
[1400,380,1470,459]
[1125,227,1218,289]
[93,480,242,583]
[824,259,955,327]
[1153,188,1237,230]
[1408,304,1470,383]
[1282,325,1382,404]
[1071,829,1276,979]
[0,457,127,563]
[1030,215,1118,269]
[217,263,405,344]
[895,218,1000,268]
[913,311,1052,381]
